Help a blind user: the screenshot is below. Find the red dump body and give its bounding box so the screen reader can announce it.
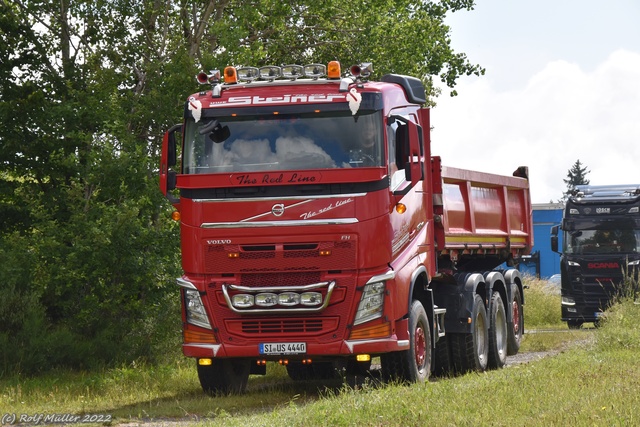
[432,158,533,265]
[159,68,533,392]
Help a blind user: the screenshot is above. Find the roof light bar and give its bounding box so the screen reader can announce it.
[201,61,369,89]
[304,63,326,79]
[237,66,260,82]
[259,65,281,81]
[282,64,304,80]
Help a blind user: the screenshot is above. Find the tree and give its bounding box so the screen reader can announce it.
[561,159,590,202]
[0,0,483,374]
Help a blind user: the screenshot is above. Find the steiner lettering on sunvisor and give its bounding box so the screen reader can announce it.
[234,173,318,185]
[209,94,347,107]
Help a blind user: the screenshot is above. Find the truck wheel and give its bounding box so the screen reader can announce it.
[197,358,250,394]
[451,294,489,373]
[487,292,508,369]
[507,287,523,355]
[381,300,431,383]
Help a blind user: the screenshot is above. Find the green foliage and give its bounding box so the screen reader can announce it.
[560,159,590,202]
[0,0,482,375]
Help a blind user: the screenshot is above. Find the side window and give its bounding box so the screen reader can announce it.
[387,120,407,190]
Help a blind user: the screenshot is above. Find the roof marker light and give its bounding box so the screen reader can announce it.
[259,65,282,81]
[327,61,341,79]
[237,66,259,82]
[282,64,304,80]
[224,66,238,84]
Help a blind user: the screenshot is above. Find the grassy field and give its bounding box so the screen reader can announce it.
[2,277,639,426]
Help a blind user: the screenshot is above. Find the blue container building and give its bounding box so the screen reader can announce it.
[517,203,563,279]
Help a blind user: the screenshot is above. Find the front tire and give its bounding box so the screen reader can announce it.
[487,291,508,369]
[197,358,251,395]
[381,300,431,383]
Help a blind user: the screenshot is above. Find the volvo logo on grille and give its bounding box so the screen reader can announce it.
[272,203,285,217]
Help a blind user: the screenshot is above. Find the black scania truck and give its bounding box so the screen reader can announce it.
[551,184,640,328]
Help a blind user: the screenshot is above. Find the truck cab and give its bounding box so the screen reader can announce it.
[160,61,531,393]
[551,185,640,328]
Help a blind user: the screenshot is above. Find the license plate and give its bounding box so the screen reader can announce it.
[259,342,306,355]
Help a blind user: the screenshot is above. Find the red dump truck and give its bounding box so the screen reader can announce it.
[159,61,533,393]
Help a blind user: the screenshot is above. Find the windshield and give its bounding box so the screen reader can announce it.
[182,110,384,174]
[564,228,640,254]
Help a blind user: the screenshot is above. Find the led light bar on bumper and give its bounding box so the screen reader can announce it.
[222,281,335,313]
[353,271,394,326]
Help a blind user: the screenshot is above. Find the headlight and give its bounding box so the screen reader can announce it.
[353,281,385,325]
[184,288,212,329]
[561,296,576,306]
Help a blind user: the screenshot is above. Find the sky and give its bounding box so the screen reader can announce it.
[430,0,640,203]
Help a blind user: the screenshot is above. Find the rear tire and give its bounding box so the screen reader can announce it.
[507,287,523,355]
[451,294,489,373]
[487,291,508,369]
[433,335,452,377]
[197,359,250,395]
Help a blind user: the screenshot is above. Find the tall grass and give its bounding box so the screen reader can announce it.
[522,275,564,329]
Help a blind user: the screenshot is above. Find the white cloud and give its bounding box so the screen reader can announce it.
[431,49,640,203]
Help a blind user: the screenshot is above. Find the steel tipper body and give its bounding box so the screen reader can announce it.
[551,185,640,328]
[159,62,533,393]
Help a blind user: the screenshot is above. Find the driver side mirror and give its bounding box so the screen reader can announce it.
[160,123,182,199]
[550,225,559,253]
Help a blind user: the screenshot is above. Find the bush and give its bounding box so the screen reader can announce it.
[0,157,183,376]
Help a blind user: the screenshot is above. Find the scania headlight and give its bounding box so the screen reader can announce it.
[561,296,576,306]
[353,281,386,325]
[184,288,212,329]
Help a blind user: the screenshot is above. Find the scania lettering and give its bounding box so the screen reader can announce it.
[160,61,533,394]
[551,184,640,328]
